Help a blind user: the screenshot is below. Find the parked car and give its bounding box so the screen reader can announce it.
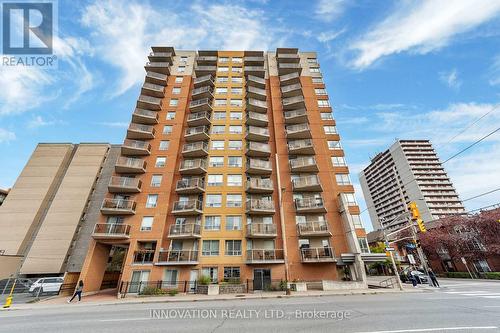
[29,277,64,296]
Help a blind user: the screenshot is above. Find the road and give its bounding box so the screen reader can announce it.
[0,279,499,333]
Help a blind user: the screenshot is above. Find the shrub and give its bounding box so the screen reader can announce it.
[168,288,179,296]
[198,275,212,285]
[484,272,500,280]
[445,272,472,279]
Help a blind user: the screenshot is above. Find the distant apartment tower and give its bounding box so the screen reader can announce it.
[79,47,381,294]
[359,140,466,231]
[0,143,120,280]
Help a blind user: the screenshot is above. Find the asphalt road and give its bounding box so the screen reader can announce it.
[0,279,499,333]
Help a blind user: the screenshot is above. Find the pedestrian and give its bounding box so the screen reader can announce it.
[428,268,440,287]
[68,280,84,303]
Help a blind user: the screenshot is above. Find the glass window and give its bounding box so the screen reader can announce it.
[169,99,179,106]
[163,125,172,134]
[140,216,153,231]
[206,194,222,208]
[228,156,242,167]
[231,87,242,95]
[211,140,225,150]
[166,112,176,120]
[336,174,351,185]
[146,194,158,208]
[172,87,181,94]
[226,194,242,207]
[213,112,226,120]
[327,140,342,150]
[209,156,224,167]
[229,125,242,134]
[358,238,370,253]
[155,157,166,167]
[227,174,242,186]
[230,112,242,120]
[202,240,219,256]
[228,140,242,150]
[225,240,242,256]
[351,215,364,228]
[207,174,223,186]
[324,125,337,134]
[159,140,169,150]
[230,99,243,107]
[318,100,330,107]
[215,99,227,106]
[204,216,221,231]
[178,66,186,73]
[315,88,327,95]
[226,216,242,230]
[223,267,240,281]
[231,77,243,83]
[175,76,183,83]
[215,87,228,94]
[331,156,346,166]
[151,175,162,187]
[320,112,333,120]
[211,125,225,134]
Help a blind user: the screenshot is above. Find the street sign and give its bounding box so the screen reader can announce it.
[408,254,416,264]
[385,247,395,252]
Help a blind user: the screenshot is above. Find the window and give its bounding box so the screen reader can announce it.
[217,77,229,83]
[175,76,183,83]
[201,267,218,283]
[318,100,330,108]
[323,125,337,134]
[151,175,162,187]
[336,174,351,185]
[207,174,223,186]
[223,267,240,281]
[159,140,169,150]
[163,269,178,287]
[231,77,243,83]
[310,67,320,73]
[178,66,185,73]
[146,194,158,208]
[202,240,219,256]
[155,157,166,167]
[230,99,243,107]
[232,57,242,63]
[226,194,242,207]
[140,216,153,231]
[172,87,181,94]
[215,87,228,94]
[206,194,222,208]
[231,87,242,95]
[169,99,179,107]
[211,140,225,150]
[358,238,370,253]
[213,112,226,120]
[228,156,242,167]
[227,174,242,187]
[209,156,224,167]
[229,125,242,134]
[320,112,333,120]
[218,67,229,72]
[166,112,176,120]
[327,140,342,150]
[225,240,242,256]
[230,112,242,120]
[312,77,323,84]
[214,99,227,106]
[331,156,346,166]
[351,215,364,228]
[211,125,225,134]
[204,216,221,230]
[228,140,242,150]
[163,125,172,134]
[226,216,242,230]
[315,88,327,95]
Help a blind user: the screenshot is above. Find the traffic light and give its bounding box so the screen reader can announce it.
[409,201,420,220]
[416,218,427,233]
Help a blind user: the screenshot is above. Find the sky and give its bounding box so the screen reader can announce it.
[0,0,499,231]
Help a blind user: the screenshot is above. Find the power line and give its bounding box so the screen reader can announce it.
[442,127,500,164]
[463,187,500,202]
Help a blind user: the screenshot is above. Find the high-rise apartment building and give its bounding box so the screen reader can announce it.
[80,47,376,293]
[359,140,466,231]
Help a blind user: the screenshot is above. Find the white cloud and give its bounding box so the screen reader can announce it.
[0,128,16,143]
[315,0,347,22]
[349,0,500,69]
[439,68,462,90]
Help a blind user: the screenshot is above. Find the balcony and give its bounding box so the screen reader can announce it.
[187,111,211,126]
[137,95,162,111]
[246,199,275,215]
[141,82,165,98]
[295,196,327,213]
[144,62,170,75]
[175,178,205,194]
[181,141,209,157]
[92,223,131,240]
[246,75,266,89]
[156,250,199,265]
[122,139,151,156]
[246,86,267,101]
[279,72,300,86]
[179,159,207,175]
[127,123,155,140]
[245,66,265,77]
[297,222,332,237]
[148,51,173,64]
[133,250,155,265]
[184,126,210,142]
[282,95,306,110]
[172,199,203,215]
[284,108,308,124]
[196,55,217,65]
[278,63,302,75]
[276,52,300,63]
[246,112,268,127]
[195,65,217,76]
[281,83,302,98]
[286,123,311,139]
[246,178,273,194]
[290,156,319,173]
[189,98,213,112]
[145,71,168,86]
[191,86,214,100]
[246,141,271,157]
[246,126,270,142]
[132,108,159,125]
[100,198,136,215]
[168,223,201,239]
[246,223,277,238]
[300,247,335,263]
[108,176,142,193]
[246,249,284,264]
[115,157,146,174]
[244,56,265,65]
[246,98,267,113]
[193,75,215,88]
[288,139,315,155]
[246,158,272,175]
[292,175,323,192]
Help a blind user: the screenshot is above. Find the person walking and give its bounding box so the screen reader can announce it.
[428,268,440,287]
[68,280,84,303]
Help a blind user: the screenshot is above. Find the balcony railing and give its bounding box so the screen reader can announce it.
[127,123,155,140]
[191,86,214,100]
[246,158,272,174]
[189,98,213,112]
[193,75,215,88]
[175,178,205,193]
[179,159,207,174]
[300,247,335,262]
[132,108,159,125]
[292,175,323,192]
[168,223,201,238]
[290,156,319,172]
[295,196,327,213]
[286,123,311,139]
[108,176,142,193]
[284,108,308,124]
[246,223,277,238]
[133,250,155,265]
[184,126,210,141]
[145,71,168,86]
[287,139,314,155]
[141,82,165,98]
[246,112,268,126]
[144,62,170,75]
[246,141,271,157]
[279,72,300,85]
[122,139,151,156]
[182,141,209,157]
[246,98,267,113]
[246,199,275,214]
[246,126,270,141]
[282,95,306,110]
[246,249,284,263]
[172,199,203,215]
[100,198,136,215]
[246,75,266,89]
[246,178,273,194]
[296,222,332,237]
[246,85,267,100]
[137,95,162,110]
[187,111,211,126]
[115,157,146,174]
[157,250,199,265]
[92,223,131,239]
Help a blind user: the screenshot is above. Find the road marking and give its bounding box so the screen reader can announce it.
[354,327,498,333]
[100,318,151,322]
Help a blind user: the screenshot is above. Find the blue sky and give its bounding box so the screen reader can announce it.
[1,0,499,230]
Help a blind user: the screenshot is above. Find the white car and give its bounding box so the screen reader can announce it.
[29,277,64,296]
